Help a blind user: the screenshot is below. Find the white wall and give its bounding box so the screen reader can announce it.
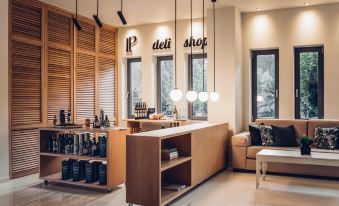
[118,19,207,125]
[0,0,10,182]
[242,3,339,127]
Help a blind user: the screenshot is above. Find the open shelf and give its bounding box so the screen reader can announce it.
[40,152,107,161]
[41,173,108,190]
[161,156,191,172]
[161,186,193,205]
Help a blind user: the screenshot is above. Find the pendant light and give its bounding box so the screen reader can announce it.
[209,0,220,102]
[170,0,183,102]
[72,0,82,31]
[198,0,208,102]
[117,0,127,25]
[93,0,103,27]
[186,0,198,102]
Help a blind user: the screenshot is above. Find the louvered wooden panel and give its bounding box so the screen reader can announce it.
[100,28,116,55]
[77,21,95,52]
[11,0,42,40]
[99,57,116,121]
[11,129,39,177]
[48,11,71,46]
[76,53,95,121]
[11,41,42,125]
[48,48,71,121]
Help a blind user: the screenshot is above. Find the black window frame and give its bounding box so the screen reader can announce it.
[156,55,174,114]
[294,46,324,119]
[127,58,142,119]
[188,53,208,121]
[251,49,279,122]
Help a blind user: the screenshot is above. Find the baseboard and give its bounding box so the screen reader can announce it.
[0,176,9,184]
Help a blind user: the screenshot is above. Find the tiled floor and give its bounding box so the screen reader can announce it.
[1,170,339,206]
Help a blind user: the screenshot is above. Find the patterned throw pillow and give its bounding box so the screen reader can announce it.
[259,125,275,146]
[313,127,339,150]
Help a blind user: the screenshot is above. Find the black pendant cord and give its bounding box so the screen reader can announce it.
[97,0,99,16]
[174,0,178,89]
[76,0,78,19]
[202,0,205,92]
[213,0,216,92]
[190,0,193,83]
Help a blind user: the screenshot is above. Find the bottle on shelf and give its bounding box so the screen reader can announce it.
[60,110,66,125]
[53,115,57,126]
[67,110,72,124]
[173,105,178,120]
[93,116,101,128]
[100,109,105,127]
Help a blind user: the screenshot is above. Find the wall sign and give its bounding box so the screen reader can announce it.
[153,38,171,50]
[126,36,137,52]
[184,37,207,49]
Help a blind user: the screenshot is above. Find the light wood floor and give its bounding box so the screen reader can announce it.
[0,170,339,206]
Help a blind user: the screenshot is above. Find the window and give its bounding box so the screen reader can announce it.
[295,46,324,119]
[188,54,208,120]
[251,49,279,121]
[157,56,174,115]
[127,58,142,118]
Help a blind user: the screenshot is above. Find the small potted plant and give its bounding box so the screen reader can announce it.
[299,136,313,155]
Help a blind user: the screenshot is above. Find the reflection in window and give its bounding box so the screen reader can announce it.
[252,50,279,121]
[295,47,324,119]
[127,58,142,118]
[157,56,174,115]
[189,54,208,120]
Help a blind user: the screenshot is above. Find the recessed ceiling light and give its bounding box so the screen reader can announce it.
[256,8,263,11]
[304,2,311,6]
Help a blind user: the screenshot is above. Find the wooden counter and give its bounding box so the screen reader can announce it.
[125,119,189,133]
[126,122,229,206]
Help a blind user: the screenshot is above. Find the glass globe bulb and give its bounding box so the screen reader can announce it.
[186,91,198,102]
[210,92,220,102]
[170,89,183,102]
[198,92,209,102]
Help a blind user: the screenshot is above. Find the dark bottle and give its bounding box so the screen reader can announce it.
[85,162,94,183]
[99,163,107,185]
[103,115,110,128]
[93,116,101,128]
[67,110,72,124]
[52,135,58,153]
[99,135,107,157]
[60,110,66,125]
[100,109,105,127]
[48,136,53,152]
[53,115,57,126]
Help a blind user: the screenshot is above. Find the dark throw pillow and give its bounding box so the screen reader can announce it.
[259,125,275,146]
[272,125,297,147]
[249,124,262,146]
[314,127,339,150]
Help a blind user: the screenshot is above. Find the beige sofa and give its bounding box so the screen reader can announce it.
[232,119,339,178]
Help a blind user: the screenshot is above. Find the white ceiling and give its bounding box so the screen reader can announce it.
[41,0,339,27]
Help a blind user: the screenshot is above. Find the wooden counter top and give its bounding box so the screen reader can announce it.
[128,122,227,139]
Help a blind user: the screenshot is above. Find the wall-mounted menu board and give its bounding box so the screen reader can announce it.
[9,0,118,179]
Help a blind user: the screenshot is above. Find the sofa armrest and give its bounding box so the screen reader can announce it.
[232,132,251,147]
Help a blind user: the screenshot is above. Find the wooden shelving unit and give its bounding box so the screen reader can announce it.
[39,127,130,192]
[126,122,229,206]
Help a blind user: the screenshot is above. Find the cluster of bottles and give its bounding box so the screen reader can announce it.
[61,159,107,185]
[48,132,107,158]
[161,122,180,129]
[134,101,148,120]
[93,109,111,128]
[53,110,72,126]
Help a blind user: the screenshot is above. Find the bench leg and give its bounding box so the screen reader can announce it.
[262,162,268,181]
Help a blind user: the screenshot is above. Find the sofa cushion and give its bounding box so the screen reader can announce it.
[232,132,251,147]
[249,124,262,146]
[256,119,307,140]
[272,125,298,147]
[259,125,274,146]
[313,127,339,150]
[308,120,339,138]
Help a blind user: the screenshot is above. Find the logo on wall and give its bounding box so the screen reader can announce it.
[126,36,137,52]
[153,38,172,50]
[184,37,207,50]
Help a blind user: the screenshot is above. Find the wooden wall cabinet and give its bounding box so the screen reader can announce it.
[9,0,118,179]
[126,122,229,206]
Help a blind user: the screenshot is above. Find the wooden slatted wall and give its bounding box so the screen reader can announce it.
[47,10,72,123]
[9,0,118,179]
[10,0,43,178]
